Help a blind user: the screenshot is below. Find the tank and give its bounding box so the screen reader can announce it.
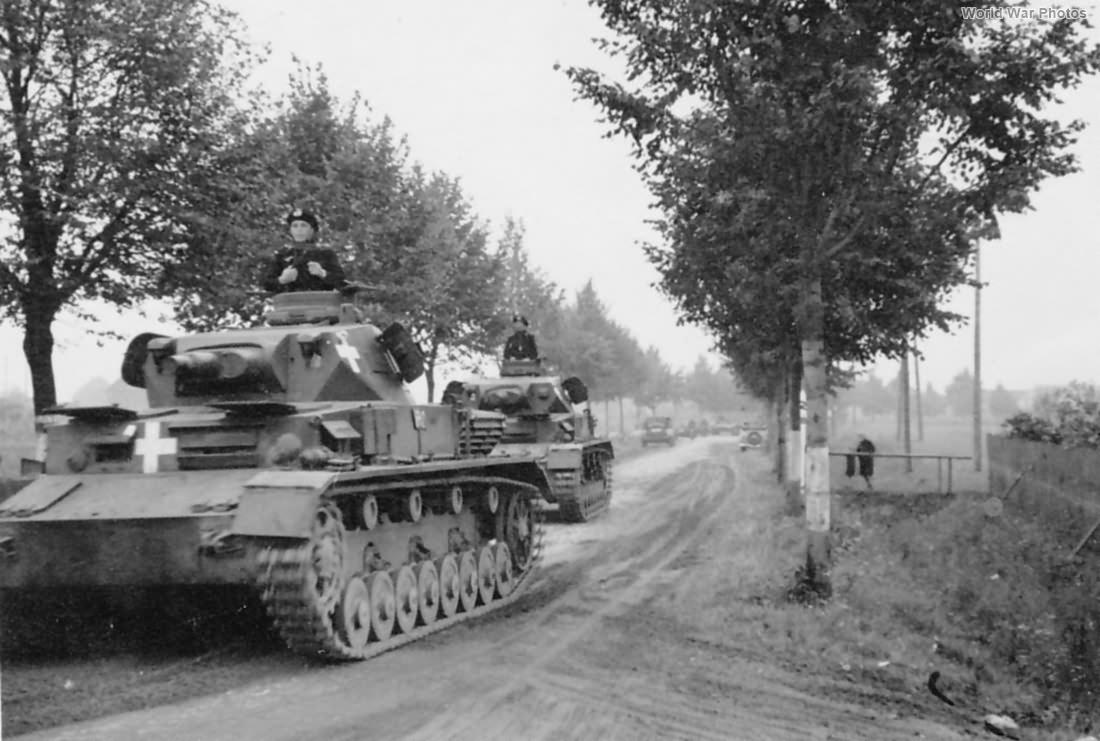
[447,357,614,523]
[0,291,548,660]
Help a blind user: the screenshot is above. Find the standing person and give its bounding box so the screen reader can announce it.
[262,209,347,293]
[856,434,876,490]
[503,314,539,360]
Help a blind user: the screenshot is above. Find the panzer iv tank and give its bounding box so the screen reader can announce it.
[445,358,614,522]
[0,291,549,660]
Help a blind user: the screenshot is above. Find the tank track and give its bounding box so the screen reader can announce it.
[557,449,613,523]
[255,478,545,661]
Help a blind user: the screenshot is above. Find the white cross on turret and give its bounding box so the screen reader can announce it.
[134,421,178,473]
[334,331,361,373]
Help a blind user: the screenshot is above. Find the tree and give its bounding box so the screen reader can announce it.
[499,217,570,371]
[165,65,413,332]
[566,280,625,402]
[988,383,1019,421]
[945,370,974,417]
[922,382,947,418]
[635,345,675,415]
[376,170,507,401]
[569,1,1100,591]
[0,0,258,412]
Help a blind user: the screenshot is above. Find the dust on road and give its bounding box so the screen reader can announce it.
[7,440,968,741]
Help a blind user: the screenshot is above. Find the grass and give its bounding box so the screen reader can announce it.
[706,421,1100,739]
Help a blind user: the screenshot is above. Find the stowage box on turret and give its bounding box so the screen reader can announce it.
[0,291,548,660]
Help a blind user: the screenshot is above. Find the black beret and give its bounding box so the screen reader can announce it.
[286,208,319,231]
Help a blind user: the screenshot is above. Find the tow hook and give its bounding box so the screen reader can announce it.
[198,530,243,557]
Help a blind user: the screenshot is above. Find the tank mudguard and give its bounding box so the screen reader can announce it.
[230,470,335,538]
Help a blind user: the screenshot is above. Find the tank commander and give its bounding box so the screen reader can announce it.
[262,209,347,293]
[503,313,539,360]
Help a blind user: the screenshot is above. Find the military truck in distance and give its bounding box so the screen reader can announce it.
[448,358,614,523]
[641,416,676,447]
[0,290,550,661]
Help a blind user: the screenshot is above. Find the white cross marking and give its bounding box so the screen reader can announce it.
[134,421,178,474]
[334,331,361,373]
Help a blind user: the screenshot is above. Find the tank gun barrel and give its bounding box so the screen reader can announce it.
[163,347,268,381]
[163,351,220,378]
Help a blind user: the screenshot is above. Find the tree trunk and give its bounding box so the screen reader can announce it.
[900,348,912,472]
[914,348,924,441]
[801,275,831,588]
[424,364,436,403]
[618,397,625,439]
[973,244,983,472]
[773,391,788,486]
[23,310,58,414]
[786,357,802,505]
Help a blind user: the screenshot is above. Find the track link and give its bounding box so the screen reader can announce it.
[255,481,545,661]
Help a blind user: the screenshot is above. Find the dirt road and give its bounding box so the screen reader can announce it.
[8,440,970,741]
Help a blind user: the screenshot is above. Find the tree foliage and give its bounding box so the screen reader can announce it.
[0,0,258,411]
[568,0,1099,380]
[945,369,974,417]
[988,383,1020,421]
[1004,381,1100,448]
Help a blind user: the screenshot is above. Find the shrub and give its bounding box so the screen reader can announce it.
[1002,382,1100,449]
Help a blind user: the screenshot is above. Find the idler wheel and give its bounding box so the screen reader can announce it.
[485,486,499,514]
[449,486,463,515]
[366,571,396,642]
[436,554,460,618]
[392,565,418,635]
[361,495,379,530]
[336,576,371,650]
[406,489,423,523]
[476,546,496,606]
[415,561,440,626]
[492,543,514,598]
[457,550,478,613]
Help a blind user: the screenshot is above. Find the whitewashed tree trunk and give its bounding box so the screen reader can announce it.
[801,276,831,575]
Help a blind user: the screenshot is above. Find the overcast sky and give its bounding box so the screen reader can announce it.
[1,0,1098,401]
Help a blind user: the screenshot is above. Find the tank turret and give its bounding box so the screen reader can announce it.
[123,291,424,408]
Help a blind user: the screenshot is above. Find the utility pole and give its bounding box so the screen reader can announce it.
[510,236,520,316]
[913,345,924,442]
[973,242,983,472]
[900,347,912,472]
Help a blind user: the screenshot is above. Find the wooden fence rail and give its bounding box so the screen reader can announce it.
[828,452,970,494]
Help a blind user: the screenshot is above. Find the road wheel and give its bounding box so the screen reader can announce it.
[457,550,478,613]
[335,576,371,650]
[366,571,395,642]
[392,565,418,635]
[436,554,460,618]
[415,561,440,626]
[493,543,514,598]
[476,546,495,606]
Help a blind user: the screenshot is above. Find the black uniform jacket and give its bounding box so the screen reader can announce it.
[503,331,539,360]
[856,439,876,477]
[262,245,347,293]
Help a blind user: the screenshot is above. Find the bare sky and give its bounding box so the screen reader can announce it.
[1,0,1098,401]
